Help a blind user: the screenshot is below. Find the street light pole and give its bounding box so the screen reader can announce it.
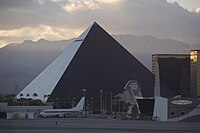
[100,90,103,115]
[118,99,120,113]
[56,97,59,109]
[72,97,76,107]
[110,91,113,114]
[105,97,107,115]
[90,97,94,114]
[82,89,87,118]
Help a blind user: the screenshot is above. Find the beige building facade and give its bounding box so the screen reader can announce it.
[190,50,200,97]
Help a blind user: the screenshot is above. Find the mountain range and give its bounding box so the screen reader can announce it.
[0,35,191,94]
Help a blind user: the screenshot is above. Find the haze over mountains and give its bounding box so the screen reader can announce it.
[0,35,191,94]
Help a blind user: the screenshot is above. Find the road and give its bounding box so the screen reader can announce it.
[0,118,200,133]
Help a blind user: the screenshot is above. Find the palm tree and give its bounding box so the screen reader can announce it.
[44,95,47,102]
[46,94,50,101]
[26,93,30,99]
[33,93,38,100]
[20,93,23,99]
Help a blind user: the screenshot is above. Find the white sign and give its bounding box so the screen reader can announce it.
[172,100,192,105]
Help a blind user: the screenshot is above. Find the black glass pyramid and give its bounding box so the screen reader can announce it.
[17,22,155,102]
[48,22,154,101]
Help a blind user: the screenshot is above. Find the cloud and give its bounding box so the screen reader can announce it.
[0,0,200,48]
[63,0,120,12]
[0,25,80,39]
[63,0,99,12]
[194,7,200,14]
[0,25,81,47]
[0,0,40,10]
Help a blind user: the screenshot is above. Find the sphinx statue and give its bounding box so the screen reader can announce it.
[115,80,142,119]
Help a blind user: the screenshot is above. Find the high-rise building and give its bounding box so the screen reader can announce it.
[152,54,190,97]
[190,50,200,97]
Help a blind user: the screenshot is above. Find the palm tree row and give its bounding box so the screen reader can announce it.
[20,93,38,99]
[20,93,50,101]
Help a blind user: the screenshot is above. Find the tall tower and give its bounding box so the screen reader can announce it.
[152,54,190,97]
[190,50,200,97]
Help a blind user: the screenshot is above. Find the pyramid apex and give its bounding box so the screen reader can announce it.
[92,21,98,26]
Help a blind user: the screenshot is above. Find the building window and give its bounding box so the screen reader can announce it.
[171,112,174,115]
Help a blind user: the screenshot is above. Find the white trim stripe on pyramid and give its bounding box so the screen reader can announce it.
[16,25,92,102]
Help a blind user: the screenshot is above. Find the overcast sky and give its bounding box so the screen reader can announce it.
[0,0,200,48]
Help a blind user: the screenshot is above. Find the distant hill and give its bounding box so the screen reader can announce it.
[113,35,190,69]
[0,35,190,94]
[0,39,72,94]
